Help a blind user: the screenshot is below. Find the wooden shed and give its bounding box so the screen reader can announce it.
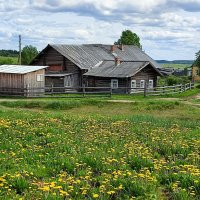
[0,65,48,96]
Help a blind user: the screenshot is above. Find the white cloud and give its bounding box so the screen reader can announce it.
[0,0,200,60]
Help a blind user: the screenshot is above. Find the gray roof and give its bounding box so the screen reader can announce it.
[47,44,160,70]
[0,65,48,74]
[51,44,113,70]
[84,61,162,78]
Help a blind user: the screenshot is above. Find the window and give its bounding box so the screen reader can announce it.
[111,79,118,89]
[36,74,44,82]
[148,80,153,88]
[64,76,73,87]
[140,80,145,88]
[131,80,136,88]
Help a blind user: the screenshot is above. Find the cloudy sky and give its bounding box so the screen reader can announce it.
[0,0,200,60]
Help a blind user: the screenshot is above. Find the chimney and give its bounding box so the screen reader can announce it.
[111,45,116,53]
[115,57,121,66]
[119,44,124,51]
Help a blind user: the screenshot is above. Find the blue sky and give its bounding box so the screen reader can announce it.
[0,0,200,60]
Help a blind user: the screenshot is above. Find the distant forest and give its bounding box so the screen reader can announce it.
[156,60,194,65]
[0,49,19,57]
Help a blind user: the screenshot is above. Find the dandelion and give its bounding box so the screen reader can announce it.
[93,193,99,198]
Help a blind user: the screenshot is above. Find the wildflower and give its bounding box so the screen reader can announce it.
[93,193,99,198]
[107,191,115,195]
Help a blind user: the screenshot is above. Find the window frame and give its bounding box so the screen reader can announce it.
[148,79,154,88]
[64,76,73,87]
[36,74,44,82]
[140,80,145,88]
[131,80,137,89]
[111,79,118,89]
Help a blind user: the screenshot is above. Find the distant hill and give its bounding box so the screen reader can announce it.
[156,60,194,65]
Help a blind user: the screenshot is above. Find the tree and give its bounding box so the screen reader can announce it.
[195,50,200,68]
[21,45,38,65]
[115,30,142,48]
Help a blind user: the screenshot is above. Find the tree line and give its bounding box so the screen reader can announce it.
[0,50,19,57]
[0,45,38,65]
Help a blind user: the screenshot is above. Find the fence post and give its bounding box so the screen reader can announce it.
[163,86,165,94]
[25,84,28,97]
[174,85,176,93]
[83,84,85,97]
[189,82,192,90]
[51,84,53,96]
[110,87,112,97]
[144,81,147,97]
[182,84,186,92]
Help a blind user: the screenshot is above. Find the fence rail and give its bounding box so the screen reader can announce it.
[0,82,195,98]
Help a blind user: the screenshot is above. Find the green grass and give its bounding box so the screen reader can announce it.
[0,96,199,199]
[161,63,191,69]
[0,56,18,65]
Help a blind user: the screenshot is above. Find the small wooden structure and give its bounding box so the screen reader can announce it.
[0,65,48,96]
[192,65,200,82]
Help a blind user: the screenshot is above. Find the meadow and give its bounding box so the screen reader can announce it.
[0,96,200,200]
[0,56,18,65]
[161,64,190,69]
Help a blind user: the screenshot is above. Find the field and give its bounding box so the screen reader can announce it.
[161,64,191,69]
[0,94,200,199]
[0,56,18,65]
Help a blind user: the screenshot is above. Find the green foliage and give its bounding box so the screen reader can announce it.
[0,49,18,57]
[0,56,18,65]
[0,101,199,199]
[161,63,190,69]
[158,76,190,86]
[115,30,142,48]
[193,50,200,68]
[21,45,38,65]
[0,99,104,110]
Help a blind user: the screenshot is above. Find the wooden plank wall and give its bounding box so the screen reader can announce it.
[131,65,158,87]
[32,47,80,74]
[32,46,82,87]
[0,73,24,88]
[24,69,45,96]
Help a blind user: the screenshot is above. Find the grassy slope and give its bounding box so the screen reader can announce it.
[0,56,18,64]
[0,94,200,199]
[161,63,191,69]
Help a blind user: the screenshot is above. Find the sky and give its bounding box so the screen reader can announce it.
[0,0,200,60]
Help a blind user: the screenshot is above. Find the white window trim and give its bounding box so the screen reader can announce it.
[131,80,136,88]
[65,76,73,87]
[148,79,154,88]
[36,74,44,82]
[111,79,118,89]
[140,80,145,88]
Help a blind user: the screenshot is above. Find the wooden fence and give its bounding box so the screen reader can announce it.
[0,82,195,98]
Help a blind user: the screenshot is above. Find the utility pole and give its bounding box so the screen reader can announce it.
[19,35,22,65]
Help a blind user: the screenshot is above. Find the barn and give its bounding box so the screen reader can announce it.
[0,65,48,96]
[31,44,163,93]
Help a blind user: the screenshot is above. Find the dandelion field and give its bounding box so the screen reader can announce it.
[0,99,200,199]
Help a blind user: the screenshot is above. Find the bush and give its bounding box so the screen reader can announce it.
[158,76,191,86]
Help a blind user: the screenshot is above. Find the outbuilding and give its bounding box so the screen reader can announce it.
[0,65,48,96]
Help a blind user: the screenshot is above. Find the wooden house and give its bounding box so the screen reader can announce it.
[0,65,48,96]
[31,44,163,93]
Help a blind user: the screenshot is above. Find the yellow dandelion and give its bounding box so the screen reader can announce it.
[93,193,99,198]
